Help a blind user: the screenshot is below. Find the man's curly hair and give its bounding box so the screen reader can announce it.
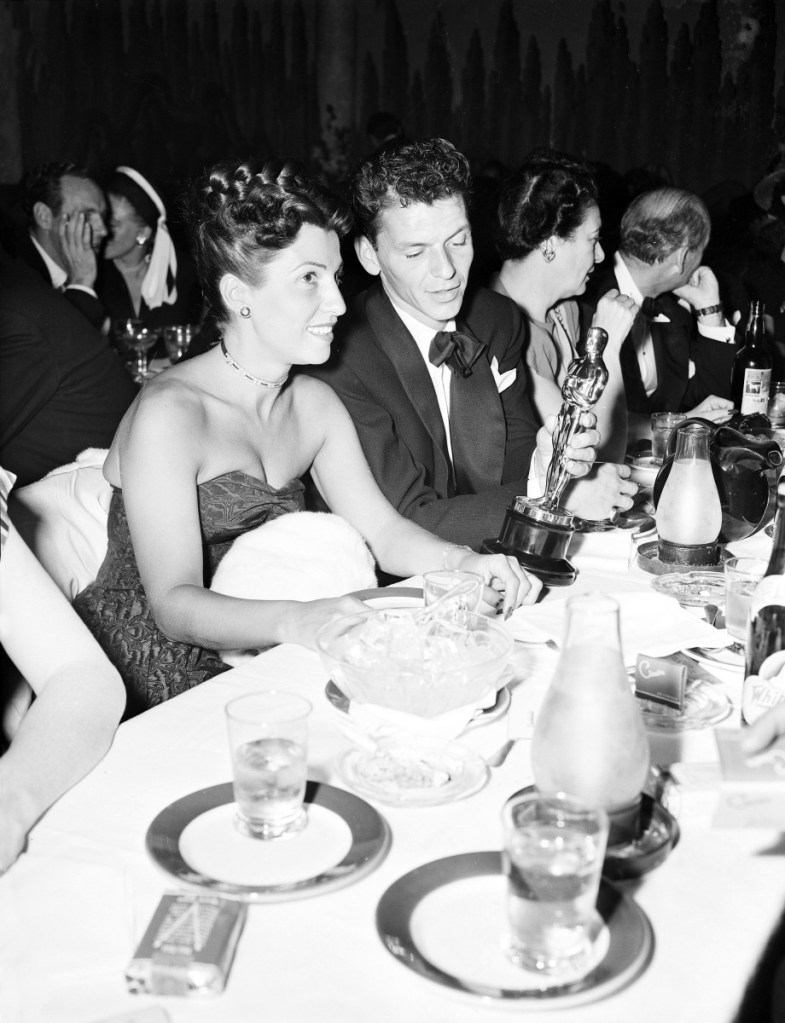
[352,137,472,242]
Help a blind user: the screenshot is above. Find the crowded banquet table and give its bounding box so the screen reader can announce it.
[2,526,783,1023]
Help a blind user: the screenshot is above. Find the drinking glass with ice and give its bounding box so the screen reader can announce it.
[225,691,312,840]
[501,791,608,977]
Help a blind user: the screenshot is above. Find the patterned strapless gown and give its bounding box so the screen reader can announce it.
[74,471,305,717]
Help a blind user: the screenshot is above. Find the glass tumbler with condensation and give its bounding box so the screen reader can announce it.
[225,691,312,840]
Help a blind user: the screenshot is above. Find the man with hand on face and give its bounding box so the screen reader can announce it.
[12,162,109,330]
[581,187,737,428]
[308,137,636,550]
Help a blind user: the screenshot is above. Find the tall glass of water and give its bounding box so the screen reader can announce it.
[225,691,311,840]
[501,790,608,977]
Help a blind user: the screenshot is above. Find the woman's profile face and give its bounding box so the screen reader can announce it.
[104,194,149,261]
[551,204,604,300]
[242,223,346,367]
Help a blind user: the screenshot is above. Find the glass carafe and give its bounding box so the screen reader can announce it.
[656,421,722,564]
[531,593,650,840]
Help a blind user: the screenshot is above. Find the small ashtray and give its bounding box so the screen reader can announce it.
[602,794,680,881]
[650,571,727,608]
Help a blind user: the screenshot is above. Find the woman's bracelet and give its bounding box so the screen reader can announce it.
[440,544,472,570]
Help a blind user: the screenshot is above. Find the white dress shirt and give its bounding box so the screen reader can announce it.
[390,299,540,493]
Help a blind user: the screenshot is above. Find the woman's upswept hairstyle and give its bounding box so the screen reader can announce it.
[495,149,598,261]
[619,188,711,265]
[351,137,472,243]
[188,158,352,324]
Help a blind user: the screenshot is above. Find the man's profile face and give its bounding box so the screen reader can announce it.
[49,175,108,261]
[362,194,474,330]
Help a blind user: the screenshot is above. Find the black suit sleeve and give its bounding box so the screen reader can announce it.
[64,286,106,331]
[0,308,58,449]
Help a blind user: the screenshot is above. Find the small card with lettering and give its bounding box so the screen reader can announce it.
[713,728,785,828]
[634,653,687,710]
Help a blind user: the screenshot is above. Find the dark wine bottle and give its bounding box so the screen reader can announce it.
[731,300,771,417]
[743,477,785,724]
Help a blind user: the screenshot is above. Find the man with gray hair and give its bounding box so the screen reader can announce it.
[582,187,737,420]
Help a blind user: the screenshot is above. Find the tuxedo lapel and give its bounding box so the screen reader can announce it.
[364,285,453,486]
[650,294,690,409]
[451,312,506,492]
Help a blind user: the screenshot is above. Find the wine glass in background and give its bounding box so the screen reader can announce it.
[113,319,158,384]
[163,324,196,364]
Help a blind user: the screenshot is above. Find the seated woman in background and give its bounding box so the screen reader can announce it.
[74,159,549,717]
[0,467,124,872]
[99,166,202,337]
[490,149,636,466]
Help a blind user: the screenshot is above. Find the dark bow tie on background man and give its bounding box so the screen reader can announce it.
[640,295,668,321]
[428,329,486,378]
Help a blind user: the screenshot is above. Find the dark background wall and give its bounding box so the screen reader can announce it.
[0,0,782,210]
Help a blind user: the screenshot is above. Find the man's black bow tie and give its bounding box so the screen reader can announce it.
[428,329,485,378]
[640,295,665,320]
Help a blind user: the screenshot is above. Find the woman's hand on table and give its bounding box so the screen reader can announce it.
[455,550,542,618]
[276,594,369,650]
[741,652,785,755]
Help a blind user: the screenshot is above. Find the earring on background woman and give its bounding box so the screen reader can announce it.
[542,245,555,263]
[240,305,251,319]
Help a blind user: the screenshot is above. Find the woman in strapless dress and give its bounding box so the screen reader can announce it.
[74,159,541,716]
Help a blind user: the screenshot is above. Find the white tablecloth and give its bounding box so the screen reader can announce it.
[1,532,782,1023]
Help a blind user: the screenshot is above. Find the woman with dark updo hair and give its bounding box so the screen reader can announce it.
[490,149,637,465]
[73,159,536,715]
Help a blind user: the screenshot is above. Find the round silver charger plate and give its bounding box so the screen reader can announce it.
[349,586,423,606]
[146,780,391,902]
[376,851,653,1008]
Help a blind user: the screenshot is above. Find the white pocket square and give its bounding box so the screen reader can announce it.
[490,357,517,393]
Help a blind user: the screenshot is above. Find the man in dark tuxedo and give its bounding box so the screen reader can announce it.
[0,253,137,485]
[5,163,108,331]
[309,138,635,549]
[582,187,737,423]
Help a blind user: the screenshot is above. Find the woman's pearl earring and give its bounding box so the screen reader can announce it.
[135,234,147,246]
[240,305,251,319]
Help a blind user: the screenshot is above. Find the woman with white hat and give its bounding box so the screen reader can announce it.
[99,166,202,337]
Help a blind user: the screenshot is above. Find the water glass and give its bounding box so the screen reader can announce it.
[724,557,767,642]
[768,382,785,428]
[423,570,483,617]
[163,323,196,363]
[225,691,311,840]
[650,411,687,464]
[501,791,608,976]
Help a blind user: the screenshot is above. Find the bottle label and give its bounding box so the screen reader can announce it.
[740,368,772,415]
[742,676,785,725]
[748,576,785,616]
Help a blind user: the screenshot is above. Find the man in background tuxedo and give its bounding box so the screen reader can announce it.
[6,163,108,331]
[308,137,635,550]
[0,253,136,485]
[582,187,737,424]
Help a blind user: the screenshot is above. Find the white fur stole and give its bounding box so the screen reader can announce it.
[209,511,377,666]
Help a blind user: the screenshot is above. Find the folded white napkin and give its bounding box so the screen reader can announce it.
[507,590,729,666]
[345,687,497,746]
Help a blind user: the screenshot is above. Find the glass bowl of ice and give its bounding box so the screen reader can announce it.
[316,609,513,806]
[317,608,512,718]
